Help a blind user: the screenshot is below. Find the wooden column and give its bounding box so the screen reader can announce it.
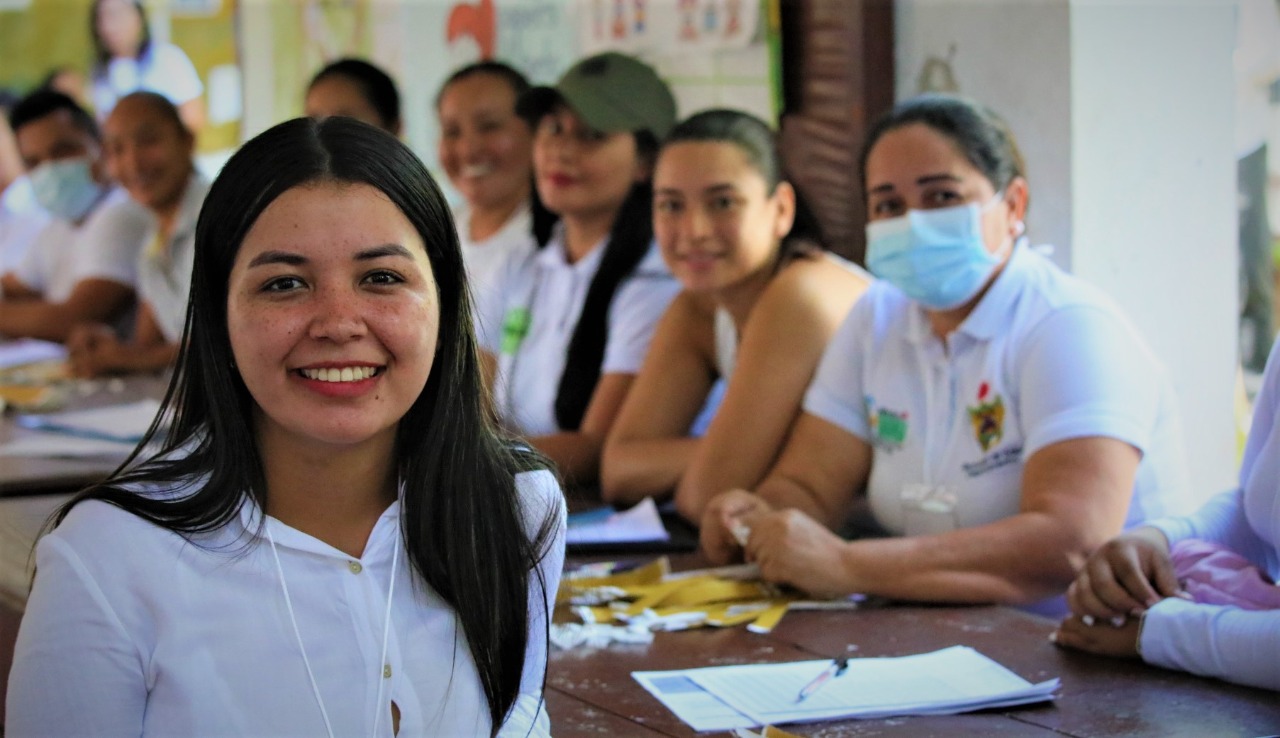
[778,0,895,263]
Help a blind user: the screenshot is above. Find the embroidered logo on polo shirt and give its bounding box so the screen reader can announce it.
[865,395,908,451]
[967,381,1004,452]
[501,306,531,355]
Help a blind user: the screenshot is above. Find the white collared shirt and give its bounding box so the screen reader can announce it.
[137,172,208,343]
[11,187,149,303]
[804,244,1193,536]
[456,201,537,346]
[480,226,680,435]
[7,470,566,737]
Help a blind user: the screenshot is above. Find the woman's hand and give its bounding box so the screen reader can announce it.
[739,507,857,599]
[66,324,121,378]
[700,489,771,565]
[1066,526,1181,619]
[1052,613,1142,658]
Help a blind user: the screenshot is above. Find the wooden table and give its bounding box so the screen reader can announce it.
[0,372,168,496]
[546,554,1280,737]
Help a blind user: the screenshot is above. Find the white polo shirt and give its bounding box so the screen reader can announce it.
[11,187,149,302]
[137,173,207,343]
[804,244,1192,536]
[456,201,537,344]
[481,227,680,435]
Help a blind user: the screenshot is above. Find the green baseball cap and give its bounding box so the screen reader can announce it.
[517,51,677,140]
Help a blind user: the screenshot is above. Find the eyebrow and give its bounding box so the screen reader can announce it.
[654,183,737,197]
[245,243,413,269]
[868,173,964,195]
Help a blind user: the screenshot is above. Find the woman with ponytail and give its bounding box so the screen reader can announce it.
[478,52,681,487]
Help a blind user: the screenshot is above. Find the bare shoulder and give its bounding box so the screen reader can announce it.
[754,254,871,324]
[656,290,718,359]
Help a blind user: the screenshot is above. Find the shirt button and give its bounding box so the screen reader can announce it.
[348,561,363,574]
[383,664,392,678]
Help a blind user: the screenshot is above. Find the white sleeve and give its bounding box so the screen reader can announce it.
[600,247,680,375]
[496,469,566,737]
[150,44,204,104]
[77,196,151,286]
[5,533,147,737]
[1149,336,1280,570]
[802,291,874,441]
[8,220,56,293]
[1139,596,1280,691]
[1016,305,1163,458]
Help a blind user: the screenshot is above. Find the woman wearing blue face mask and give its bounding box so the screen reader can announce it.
[700,94,1194,613]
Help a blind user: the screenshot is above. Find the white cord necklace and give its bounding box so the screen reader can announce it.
[267,524,400,738]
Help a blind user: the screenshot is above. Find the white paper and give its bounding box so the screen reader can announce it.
[0,339,67,370]
[0,433,137,458]
[686,646,1058,727]
[14,399,163,444]
[633,670,757,732]
[566,496,669,545]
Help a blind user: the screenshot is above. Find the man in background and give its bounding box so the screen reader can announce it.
[0,90,147,342]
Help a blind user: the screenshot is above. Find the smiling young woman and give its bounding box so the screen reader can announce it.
[66,91,206,377]
[6,116,564,737]
[601,109,871,521]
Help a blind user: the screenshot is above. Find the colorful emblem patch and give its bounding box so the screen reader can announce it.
[866,395,909,450]
[967,381,1005,452]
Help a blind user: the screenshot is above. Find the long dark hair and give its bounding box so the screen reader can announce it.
[436,60,556,247]
[553,130,659,430]
[90,0,152,74]
[48,116,559,731]
[661,108,826,267]
[858,93,1028,212]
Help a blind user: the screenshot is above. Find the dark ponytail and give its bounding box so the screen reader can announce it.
[553,133,659,429]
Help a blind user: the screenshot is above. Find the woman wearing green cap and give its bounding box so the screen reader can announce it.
[477,52,682,488]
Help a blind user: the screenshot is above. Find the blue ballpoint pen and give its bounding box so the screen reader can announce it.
[795,656,850,703]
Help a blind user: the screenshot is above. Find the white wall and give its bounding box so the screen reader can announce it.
[897,0,1239,500]
[1069,0,1238,500]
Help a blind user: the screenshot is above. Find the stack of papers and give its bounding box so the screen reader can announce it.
[567,497,670,546]
[635,646,1059,731]
[0,339,66,370]
[1,399,162,457]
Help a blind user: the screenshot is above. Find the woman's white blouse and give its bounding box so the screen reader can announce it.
[6,470,566,737]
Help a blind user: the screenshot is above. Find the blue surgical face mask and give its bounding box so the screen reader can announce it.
[28,157,104,223]
[865,197,1009,310]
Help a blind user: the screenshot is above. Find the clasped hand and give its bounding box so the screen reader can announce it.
[700,489,857,599]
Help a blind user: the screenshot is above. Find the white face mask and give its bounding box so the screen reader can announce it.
[864,195,1010,310]
[28,157,104,222]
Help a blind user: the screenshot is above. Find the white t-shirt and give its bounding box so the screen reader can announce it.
[0,176,50,274]
[137,173,207,343]
[10,187,149,302]
[804,244,1192,537]
[90,42,203,120]
[456,202,537,343]
[1137,337,1280,691]
[480,227,681,435]
[7,470,565,737]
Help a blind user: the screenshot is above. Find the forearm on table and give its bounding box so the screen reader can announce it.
[0,300,80,341]
[601,436,697,505]
[755,471,849,529]
[842,511,1087,604]
[531,431,604,488]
